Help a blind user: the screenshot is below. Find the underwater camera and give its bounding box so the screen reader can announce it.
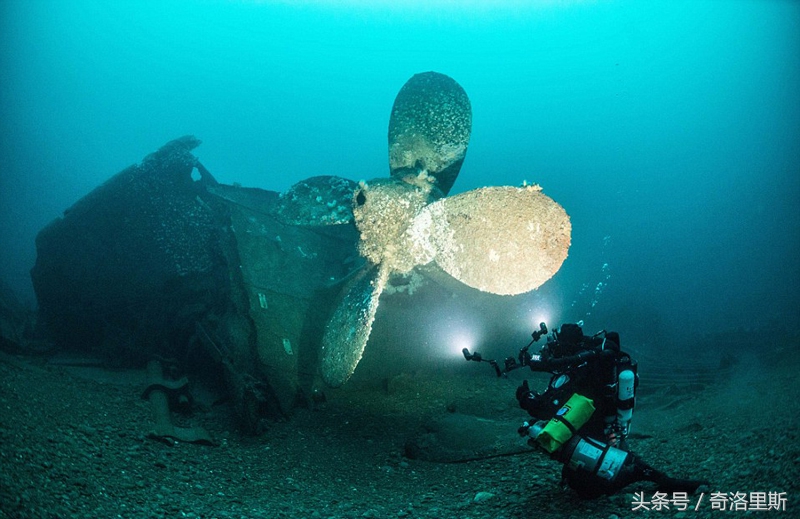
[462,322,549,377]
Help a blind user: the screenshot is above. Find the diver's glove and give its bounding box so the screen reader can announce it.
[515,380,532,403]
[517,381,550,418]
[516,380,540,411]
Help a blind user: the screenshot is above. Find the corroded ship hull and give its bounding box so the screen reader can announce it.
[31,136,359,430]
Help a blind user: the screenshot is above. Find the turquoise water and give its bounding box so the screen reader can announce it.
[1,0,797,341]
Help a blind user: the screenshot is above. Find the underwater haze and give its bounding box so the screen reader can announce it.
[1,0,798,344]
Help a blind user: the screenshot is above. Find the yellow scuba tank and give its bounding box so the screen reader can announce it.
[536,393,595,453]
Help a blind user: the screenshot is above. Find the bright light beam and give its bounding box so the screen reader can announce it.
[449,329,480,359]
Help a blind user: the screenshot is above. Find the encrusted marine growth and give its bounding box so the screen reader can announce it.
[420,185,571,296]
[350,181,571,296]
[352,178,436,274]
[388,72,472,197]
[276,175,357,225]
[320,72,572,388]
[317,263,390,389]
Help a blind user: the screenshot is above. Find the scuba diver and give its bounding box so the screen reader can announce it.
[464,322,709,499]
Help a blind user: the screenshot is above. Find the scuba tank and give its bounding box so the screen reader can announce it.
[526,391,631,489]
[616,368,635,434]
[603,357,638,439]
[556,431,708,498]
[557,434,630,483]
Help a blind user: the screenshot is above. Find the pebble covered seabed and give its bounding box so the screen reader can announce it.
[1,341,798,519]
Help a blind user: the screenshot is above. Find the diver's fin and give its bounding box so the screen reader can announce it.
[320,263,390,387]
[656,476,710,495]
[411,185,571,295]
[388,72,472,197]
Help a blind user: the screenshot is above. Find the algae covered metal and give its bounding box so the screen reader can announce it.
[31,136,359,430]
[320,72,571,388]
[31,72,572,428]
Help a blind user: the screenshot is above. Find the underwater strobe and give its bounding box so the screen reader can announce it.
[462,347,504,377]
[462,322,549,377]
[530,322,548,342]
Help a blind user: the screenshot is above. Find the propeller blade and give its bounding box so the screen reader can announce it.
[419,185,571,296]
[276,175,357,226]
[320,263,390,387]
[388,72,472,197]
